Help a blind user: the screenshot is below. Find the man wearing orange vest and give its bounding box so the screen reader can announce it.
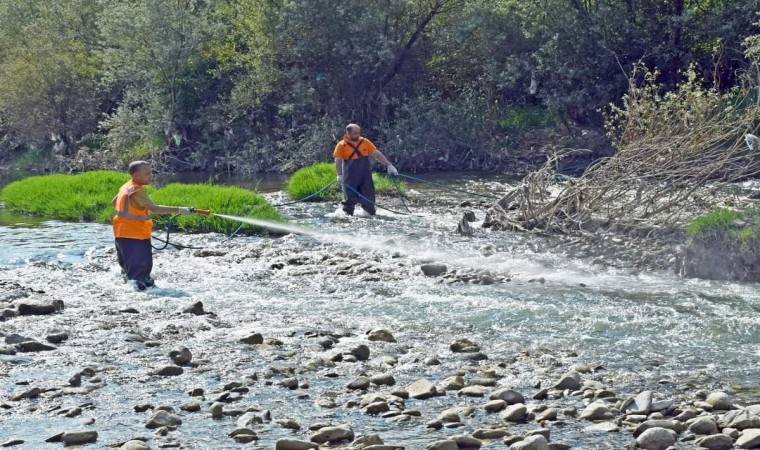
[334,123,398,216]
[112,161,194,290]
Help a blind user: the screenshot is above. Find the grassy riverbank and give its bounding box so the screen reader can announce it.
[286,163,403,200]
[0,171,282,234]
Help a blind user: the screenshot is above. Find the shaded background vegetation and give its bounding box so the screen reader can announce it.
[0,0,758,173]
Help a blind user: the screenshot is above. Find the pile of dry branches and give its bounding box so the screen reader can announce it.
[487,67,760,235]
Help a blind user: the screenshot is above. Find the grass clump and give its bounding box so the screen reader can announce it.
[0,171,282,234]
[687,207,760,249]
[286,162,403,200]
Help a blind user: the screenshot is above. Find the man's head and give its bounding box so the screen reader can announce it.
[129,161,152,185]
[345,123,361,141]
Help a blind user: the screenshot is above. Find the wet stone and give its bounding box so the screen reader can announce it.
[407,379,437,399]
[450,338,480,353]
[276,418,301,430]
[145,410,182,429]
[509,435,550,450]
[240,333,263,345]
[310,424,355,444]
[490,388,525,405]
[182,301,205,315]
[169,346,192,366]
[155,365,183,377]
[276,439,318,450]
[4,334,31,345]
[553,371,581,391]
[10,387,40,401]
[484,399,507,413]
[61,431,98,446]
[348,376,371,390]
[425,440,458,450]
[0,439,24,447]
[635,427,677,450]
[209,402,224,419]
[15,341,56,352]
[17,300,64,316]
[420,264,447,277]
[120,441,150,450]
[694,434,734,450]
[705,392,732,410]
[180,401,200,412]
[370,373,396,386]
[351,344,371,361]
[367,328,396,342]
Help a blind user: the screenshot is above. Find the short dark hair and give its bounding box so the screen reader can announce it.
[128,160,151,175]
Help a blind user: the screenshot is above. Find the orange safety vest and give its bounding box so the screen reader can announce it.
[113,180,153,239]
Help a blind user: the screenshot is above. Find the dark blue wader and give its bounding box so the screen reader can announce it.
[341,138,376,216]
[115,238,154,289]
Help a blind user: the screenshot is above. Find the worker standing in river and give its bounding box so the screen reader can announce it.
[334,123,398,216]
[112,161,194,290]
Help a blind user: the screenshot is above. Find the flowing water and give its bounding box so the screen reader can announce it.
[1,174,760,449]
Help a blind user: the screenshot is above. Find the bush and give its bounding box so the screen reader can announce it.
[0,171,282,234]
[285,162,401,200]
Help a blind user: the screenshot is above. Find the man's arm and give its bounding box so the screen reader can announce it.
[334,157,343,176]
[145,200,189,215]
[370,150,391,167]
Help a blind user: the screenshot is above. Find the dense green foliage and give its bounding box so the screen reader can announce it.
[286,163,401,201]
[0,0,758,172]
[0,171,282,234]
[687,208,760,248]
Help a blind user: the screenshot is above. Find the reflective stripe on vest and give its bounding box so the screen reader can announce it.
[115,192,151,221]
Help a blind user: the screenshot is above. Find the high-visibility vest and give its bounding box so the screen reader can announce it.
[113,180,153,239]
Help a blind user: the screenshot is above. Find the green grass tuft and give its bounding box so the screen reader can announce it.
[687,207,760,250]
[0,171,282,234]
[286,162,403,200]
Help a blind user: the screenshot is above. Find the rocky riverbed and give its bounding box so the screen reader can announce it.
[1,182,760,449]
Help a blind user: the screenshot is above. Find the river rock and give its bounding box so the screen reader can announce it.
[4,334,31,345]
[633,419,686,437]
[351,434,383,447]
[0,440,24,447]
[500,403,527,422]
[442,376,465,391]
[276,419,301,430]
[182,301,204,315]
[635,427,677,450]
[583,421,619,432]
[276,439,318,450]
[347,376,370,390]
[407,379,436,399]
[451,435,482,448]
[490,388,525,405]
[367,328,396,342]
[509,435,550,450]
[10,387,40,401]
[484,399,507,413]
[310,424,355,444]
[61,431,97,445]
[719,410,760,430]
[352,344,371,361]
[15,341,56,352]
[553,372,581,391]
[694,434,734,450]
[229,428,258,443]
[237,412,264,428]
[536,407,559,422]
[45,333,68,344]
[425,440,458,450]
[580,402,616,421]
[155,365,183,376]
[180,401,201,412]
[458,385,488,397]
[169,346,192,365]
[450,338,480,353]
[736,429,760,448]
[624,390,652,414]
[364,401,390,415]
[17,300,64,315]
[421,264,447,277]
[687,416,718,435]
[145,410,182,429]
[209,402,224,419]
[706,392,732,410]
[120,441,150,450]
[371,373,396,386]
[240,333,263,345]
[472,429,509,439]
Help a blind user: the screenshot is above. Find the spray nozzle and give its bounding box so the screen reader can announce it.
[190,208,211,215]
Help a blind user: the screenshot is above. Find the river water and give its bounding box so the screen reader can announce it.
[1,174,759,449]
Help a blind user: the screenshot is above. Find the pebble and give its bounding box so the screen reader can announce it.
[623,390,653,415]
[442,376,465,391]
[309,424,355,444]
[209,402,224,419]
[687,416,718,435]
[61,431,98,445]
[240,333,263,345]
[705,392,732,410]
[120,441,150,450]
[364,401,390,415]
[425,440,458,450]
[276,418,301,430]
[484,399,507,413]
[580,402,616,421]
[169,346,192,365]
[145,410,182,429]
[229,428,258,443]
[583,421,619,432]
[17,300,64,315]
[407,379,436,399]
[367,328,396,342]
[500,403,527,422]
[0,440,24,447]
[10,387,40,401]
[633,419,686,437]
[553,371,581,391]
[351,344,371,361]
[180,401,200,412]
[46,333,68,344]
[347,376,371,390]
[635,427,677,450]
[182,301,205,315]
[420,264,447,277]
[536,407,558,422]
[276,439,318,450]
[451,435,482,448]
[370,373,396,386]
[15,341,56,352]
[490,388,525,405]
[472,429,509,439]
[509,435,550,450]
[425,357,441,366]
[736,429,760,448]
[458,385,488,397]
[694,434,734,450]
[449,338,480,353]
[155,365,183,376]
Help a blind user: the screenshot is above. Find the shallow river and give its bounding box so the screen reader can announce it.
[1,174,759,449]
